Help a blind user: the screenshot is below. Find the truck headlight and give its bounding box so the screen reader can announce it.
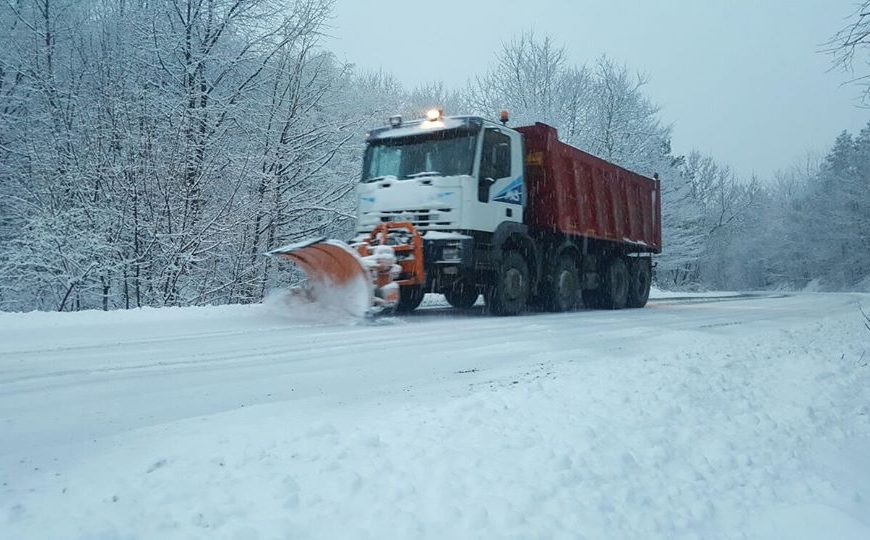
[441,242,461,261]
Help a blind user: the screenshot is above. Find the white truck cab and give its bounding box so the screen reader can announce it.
[356,113,525,237]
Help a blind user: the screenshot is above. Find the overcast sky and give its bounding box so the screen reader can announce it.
[326,0,868,180]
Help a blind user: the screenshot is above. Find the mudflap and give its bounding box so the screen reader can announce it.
[267,238,373,317]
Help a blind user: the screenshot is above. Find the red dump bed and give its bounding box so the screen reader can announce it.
[517,123,662,253]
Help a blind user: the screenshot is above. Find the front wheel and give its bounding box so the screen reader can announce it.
[485,251,529,316]
[444,281,479,309]
[396,285,425,313]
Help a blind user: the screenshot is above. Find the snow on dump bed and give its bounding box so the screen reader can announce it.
[1,292,869,539]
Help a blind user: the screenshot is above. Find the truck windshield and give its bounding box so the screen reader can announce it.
[362,130,477,182]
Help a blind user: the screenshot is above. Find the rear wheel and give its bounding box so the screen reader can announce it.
[444,281,479,309]
[396,285,425,313]
[485,251,529,316]
[586,257,629,310]
[543,255,580,312]
[626,258,652,308]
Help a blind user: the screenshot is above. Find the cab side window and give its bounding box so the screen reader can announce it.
[480,129,512,180]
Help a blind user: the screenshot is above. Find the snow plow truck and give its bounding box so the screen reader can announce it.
[269,109,662,316]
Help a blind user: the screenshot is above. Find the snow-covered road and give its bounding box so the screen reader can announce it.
[2,291,869,539]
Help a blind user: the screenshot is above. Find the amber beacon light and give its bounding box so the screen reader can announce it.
[425,108,443,121]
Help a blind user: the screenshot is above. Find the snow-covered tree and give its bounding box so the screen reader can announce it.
[467,32,593,133]
[828,1,870,103]
[0,0,369,311]
[725,126,870,292]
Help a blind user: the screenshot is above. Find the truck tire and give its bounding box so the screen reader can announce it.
[587,256,629,310]
[626,258,651,308]
[444,281,479,309]
[396,285,425,313]
[543,255,580,312]
[485,251,529,316]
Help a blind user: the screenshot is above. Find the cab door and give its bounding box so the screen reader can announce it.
[465,126,524,232]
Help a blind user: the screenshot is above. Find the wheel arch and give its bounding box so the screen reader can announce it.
[554,241,581,267]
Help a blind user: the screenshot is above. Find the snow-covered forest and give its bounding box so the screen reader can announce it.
[0,0,867,312]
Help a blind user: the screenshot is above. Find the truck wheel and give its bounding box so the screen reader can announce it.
[444,281,479,309]
[626,258,652,308]
[544,255,580,312]
[485,251,529,316]
[396,285,425,313]
[594,256,630,310]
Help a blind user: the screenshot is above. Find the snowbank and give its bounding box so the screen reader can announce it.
[1,293,869,539]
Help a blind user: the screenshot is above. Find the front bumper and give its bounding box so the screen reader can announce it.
[423,235,474,279]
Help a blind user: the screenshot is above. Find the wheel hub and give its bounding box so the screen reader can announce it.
[503,268,524,300]
[558,270,577,303]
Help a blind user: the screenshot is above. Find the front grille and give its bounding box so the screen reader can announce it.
[359,207,456,230]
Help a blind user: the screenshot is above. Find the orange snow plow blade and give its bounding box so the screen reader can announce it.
[267,238,373,314]
[267,223,426,316]
[268,238,367,287]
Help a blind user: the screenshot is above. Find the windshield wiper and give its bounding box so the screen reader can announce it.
[363,174,398,183]
[405,171,442,179]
